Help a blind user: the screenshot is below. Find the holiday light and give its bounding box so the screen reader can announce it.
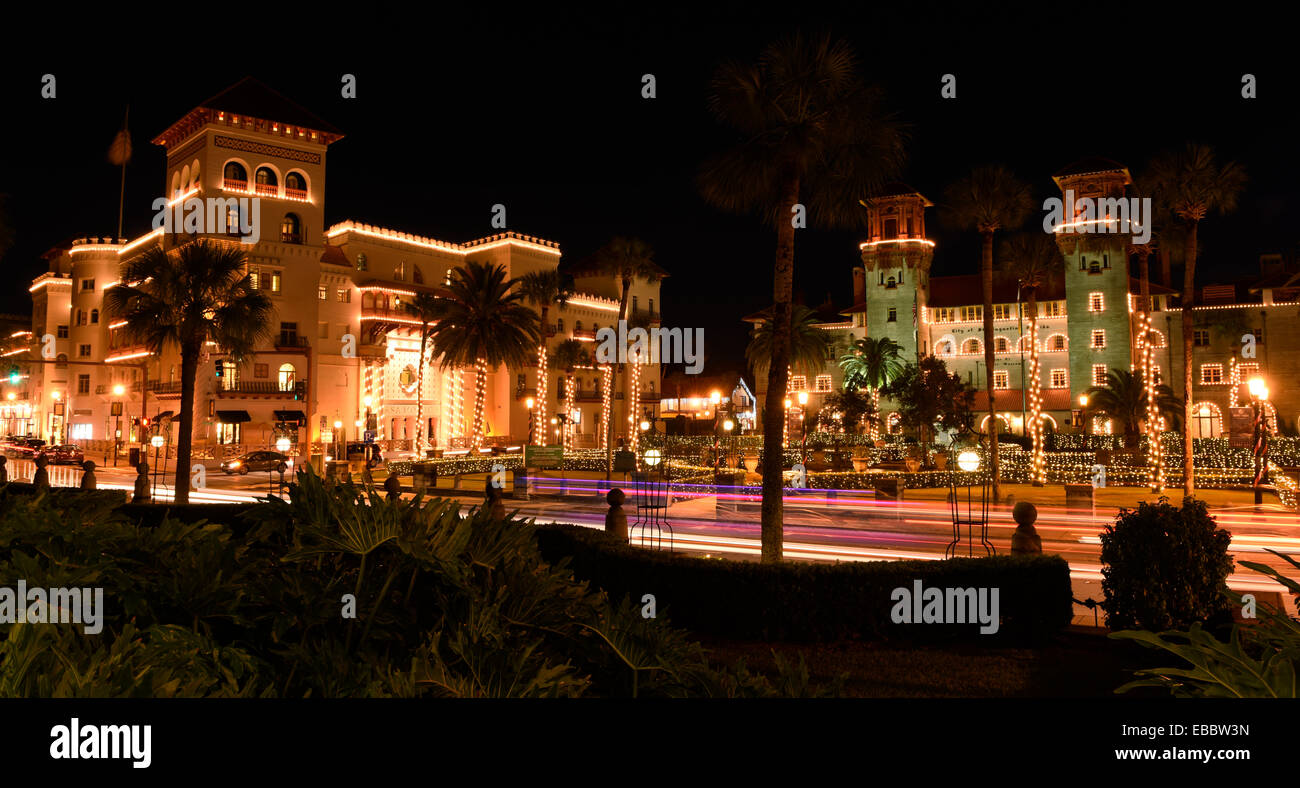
[563,375,576,452]
[1026,308,1046,484]
[600,364,612,451]
[471,358,488,449]
[535,343,548,446]
[627,351,642,454]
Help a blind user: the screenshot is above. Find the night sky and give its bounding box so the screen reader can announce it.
[1,5,1294,375]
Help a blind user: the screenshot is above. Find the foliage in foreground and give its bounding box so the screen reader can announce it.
[0,471,834,697]
[1111,550,1300,698]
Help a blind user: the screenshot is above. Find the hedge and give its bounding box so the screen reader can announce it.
[534,524,1074,643]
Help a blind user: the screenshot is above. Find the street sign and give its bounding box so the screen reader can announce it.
[363,430,375,443]
[526,445,564,469]
[1229,407,1254,449]
[110,402,123,416]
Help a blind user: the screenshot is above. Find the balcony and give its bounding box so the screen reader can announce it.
[572,328,596,341]
[222,177,248,193]
[255,182,279,197]
[216,381,304,397]
[285,187,308,201]
[280,232,302,244]
[146,381,182,395]
[358,343,387,359]
[575,390,602,403]
[362,304,416,324]
[276,336,310,352]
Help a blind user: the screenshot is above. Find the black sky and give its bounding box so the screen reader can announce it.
[1,4,1295,372]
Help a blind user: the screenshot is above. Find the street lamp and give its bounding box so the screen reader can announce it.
[797,390,809,467]
[150,433,166,499]
[111,384,126,467]
[1248,376,1270,505]
[525,396,535,445]
[947,445,994,557]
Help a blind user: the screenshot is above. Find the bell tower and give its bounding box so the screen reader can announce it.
[1052,159,1137,407]
[858,185,935,362]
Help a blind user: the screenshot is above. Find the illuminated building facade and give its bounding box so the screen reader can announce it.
[16,79,661,455]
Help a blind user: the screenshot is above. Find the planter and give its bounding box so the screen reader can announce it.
[933,454,949,471]
[851,457,872,472]
[742,455,759,473]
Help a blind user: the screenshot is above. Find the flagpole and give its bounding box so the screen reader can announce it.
[115,106,130,241]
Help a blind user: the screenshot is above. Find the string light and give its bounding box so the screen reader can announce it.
[1140,310,1164,491]
[564,375,576,452]
[600,364,612,451]
[1027,309,1046,484]
[471,358,487,449]
[627,351,642,455]
[535,343,547,446]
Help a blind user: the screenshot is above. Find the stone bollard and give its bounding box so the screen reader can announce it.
[32,454,50,489]
[483,484,507,521]
[79,460,97,490]
[0,455,7,483]
[1010,500,1043,555]
[132,462,151,503]
[605,488,628,542]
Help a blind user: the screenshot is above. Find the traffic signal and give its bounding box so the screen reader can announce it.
[215,359,224,378]
[293,381,305,401]
[7,366,18,385]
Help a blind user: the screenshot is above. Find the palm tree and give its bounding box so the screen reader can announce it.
[944,165,1033,501]
[579,237,663,471]
[699,34,906,561]
[105,239,273,503]
[746,304,832,382]
[1000,232,1061,486]
[518,270,573,445]
[1083,369,1182,449]
[550,338,588,449]
[403,292,443,453]
[1144,144,1247,497]
[428,261,540,449]
[837,336,904,439]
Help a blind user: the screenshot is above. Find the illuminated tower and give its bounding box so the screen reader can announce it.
[1052,159,1138,414]
[857,185,936,363]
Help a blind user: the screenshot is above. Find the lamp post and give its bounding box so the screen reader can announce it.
[112,384,125,467]
[333,419,343,464]
[710,391,723,477]
[1249,377,1270,505]
[150,433,165,499]
[275,435,292,494]
[783,396,792,449]
[797,390,809,467]
[525,396,535,445]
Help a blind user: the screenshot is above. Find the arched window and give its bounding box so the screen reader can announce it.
[90,309,98,324]
[1047,334,1067,351]
[278,363,296,392]
[886,412,902,435]
[935,339,955,356]
[574,321,583,332]
[226,206,242,235]
[284,171,307,198]
[557,318,565,332]
[1018,334,1035,351]
[254,166,278,196]
[223,161,247,189]
[1147,329,1167,348]
[413,265,424,285]
[281,213,302,244]
[356,253,368,271]
[1191,402,1222,439]
[394,262,405,282]
[961,338,982,354]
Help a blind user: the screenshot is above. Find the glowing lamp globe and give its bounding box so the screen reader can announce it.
[723,419,734,432]
[276,437,291,453]
[639,420,650,431]
[150,435,165,449]
[643,448,662,467]
[956,450,981,472]
[797,391,808,405]
[525,397,535,409]
[113,384,125,396]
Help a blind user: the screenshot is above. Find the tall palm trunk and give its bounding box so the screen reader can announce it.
[760,172,799,563]
[1026,287,1043,485]
[1182,223,1199,497]
[1139,249,1161,491]
[471,357,487,449]
[980,230,1000,500]
[414,326,429,452]
[175,339,200,503]
[536,305,549,445]
[606,276,633,479]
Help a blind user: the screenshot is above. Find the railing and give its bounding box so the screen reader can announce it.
[280,233,302,244]
[146,381,182,394]
[217,381,302,396]
[255,183,278,197]
[575,391,602,402]
[276,336,310,351]
[572,328,596,340]
[361,305,416,322]
[223,178,248,192]
[285,187,308,201]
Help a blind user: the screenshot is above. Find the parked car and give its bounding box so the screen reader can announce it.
[220,451,289,475]
[39,444,84,465]
[3,437,45,459]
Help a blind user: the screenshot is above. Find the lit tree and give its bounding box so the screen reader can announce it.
[402,292,443,453]
[518,270,572,445]
[550,339,588,451]
[429,261,539,449]
[944,165,1033,501]
[1144,144,1247,496]
[699,33,905,562]
[105,239,273,503]
[1001,232,1061,486]
[1083,369,1182,450]
[837,336,904,439]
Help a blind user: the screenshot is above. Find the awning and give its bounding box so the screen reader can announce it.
[154,410,174,421]
[273,410,307,425]
[216,410,251,423]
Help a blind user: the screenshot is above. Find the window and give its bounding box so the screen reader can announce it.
[357,253,368,271]
[1044,301,1065,317]
[77,374,90,394]
[960,306,982,322]
[995,337,1009,353]
[1146,329,1167,348]
[1092,364,1107,386]
[1050,369,1067,388]
[80,278,95,292]
[254,166,278,196]
[278,363,296,392]
[1252,328,1264,345]
[318,285,327,300]
[887,307,897,322]
[284,171,307,198]
[1091,330,1106,349]
[1193,329,1210,347]
[279,322,298,346]
[1238,362,1260,380]
[1050,334,1066,351]
[337,324,349,341]
[57,325,68,339]
[76,310,85,326]
[790,375,807,391]
[992,370,1009,389]
[78,344,91,357]
[221,361,238,390]
[249,269,260,290]
[993,304,1012,320]
[413,265,424,285]
[1201,364,1223,384]
[1088,292,1104,312]
[394,262,405,282]
[226,206,242,235]
[336,289,351,303]
[254,363,268,379]
[69,423,93,440]
[90,309,98,324]
[815,375,832,392]
[319,322,329,339]
[936,339,955,355]
[961,338,981,354]
[281,213,302,244]
[633,296,639,313]
[935,308,955,323]
[648,298,655,316]
[223,161,248,188]
[270,272,281,293]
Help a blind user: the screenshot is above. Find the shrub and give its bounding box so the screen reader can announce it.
[1099,497,1233,631]
[534,525,1073,642]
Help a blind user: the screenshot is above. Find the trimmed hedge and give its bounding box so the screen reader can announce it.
[534,524,1074,643]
